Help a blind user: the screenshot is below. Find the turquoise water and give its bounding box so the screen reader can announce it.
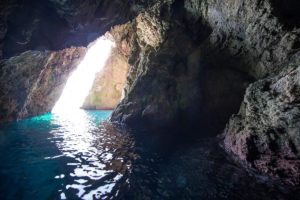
[0,110,298,200]
[0,110,128,199]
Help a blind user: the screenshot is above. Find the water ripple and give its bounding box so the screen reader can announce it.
[0,110,298,200]
[48,111,136,199]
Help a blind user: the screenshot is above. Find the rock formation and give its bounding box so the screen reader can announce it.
[0,47,86,121]
[0,0,300,187]
[82,47,129,110]
[223,64,300,186]
[112,0,300,131]
[0,0,135,59]
[110,0,300,185]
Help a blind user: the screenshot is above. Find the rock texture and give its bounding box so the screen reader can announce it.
[0,47,86,121]
[109,0,300,186]
[112,0,288,132]
[223,64,300,186]
[184,0,300,79]
[0,0,138,59]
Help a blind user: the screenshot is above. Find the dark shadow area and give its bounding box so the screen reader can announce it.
[270,0,300,29]
[2,0,133,58]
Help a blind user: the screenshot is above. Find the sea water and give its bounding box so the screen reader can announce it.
[0,110,297,200]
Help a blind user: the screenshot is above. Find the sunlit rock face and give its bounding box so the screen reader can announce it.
[80,23,135,111]
[0,29,130,122]
[82,47,129,110]
[81,23,134,110]
[0,47,86,121]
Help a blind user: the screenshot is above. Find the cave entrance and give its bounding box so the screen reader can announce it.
[52,34,128,116]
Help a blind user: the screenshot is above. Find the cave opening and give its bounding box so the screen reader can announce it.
[52,35,114,116]
[1,0,300,199]
[51,33,128,118]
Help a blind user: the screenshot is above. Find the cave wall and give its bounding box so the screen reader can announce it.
[0,25,132,122]
[0,0,136,59]
[223,64,300,186]
[111,0,300,132]
[0,47,86,121]
[0,0,151,121]
[109,0,300,185]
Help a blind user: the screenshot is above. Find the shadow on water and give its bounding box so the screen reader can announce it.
[0,110,299,200]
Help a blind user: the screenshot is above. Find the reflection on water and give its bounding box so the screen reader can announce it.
[48,110,134,199]
[0,110,137,200]
[0,110,298,200]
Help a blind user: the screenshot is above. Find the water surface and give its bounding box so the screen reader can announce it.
[0,110,297,200]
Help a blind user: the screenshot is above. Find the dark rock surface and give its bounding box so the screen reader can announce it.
[109,0,300,186]
[185,0,300,78]
[0,0,136,59]
[223,64,300,186]
[111,0,300,133]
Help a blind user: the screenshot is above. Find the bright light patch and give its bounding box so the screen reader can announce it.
[52,36,114,116]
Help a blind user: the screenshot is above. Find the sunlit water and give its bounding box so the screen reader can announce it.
[0,111,298,200]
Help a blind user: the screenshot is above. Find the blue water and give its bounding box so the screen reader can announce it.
[0,110,127,199]
[0,110,298,200]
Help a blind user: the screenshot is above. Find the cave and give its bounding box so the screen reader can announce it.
[0,0,300,199]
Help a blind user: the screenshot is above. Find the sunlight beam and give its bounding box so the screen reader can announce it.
[52,36,114,116]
